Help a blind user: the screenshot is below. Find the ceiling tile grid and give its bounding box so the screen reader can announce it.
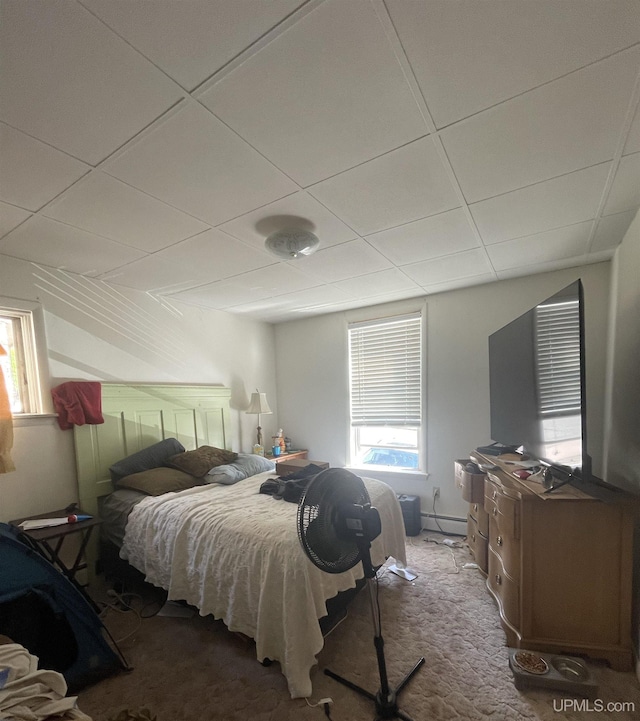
[0,0,638,322]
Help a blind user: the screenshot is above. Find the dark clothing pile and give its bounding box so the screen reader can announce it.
[259,463,327,503]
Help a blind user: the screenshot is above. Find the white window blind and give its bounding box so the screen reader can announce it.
[349,313,422,426]
[535,299,581,416]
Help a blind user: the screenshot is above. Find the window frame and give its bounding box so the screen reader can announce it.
[347,308,425,472]
[0,297,50,416]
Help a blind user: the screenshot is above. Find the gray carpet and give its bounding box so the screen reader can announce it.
[78,533,640,721]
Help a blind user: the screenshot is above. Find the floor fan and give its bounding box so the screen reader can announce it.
[297,468,424,721]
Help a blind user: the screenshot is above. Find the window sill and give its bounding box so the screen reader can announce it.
[347,466,429,481]
[12,413,58,428]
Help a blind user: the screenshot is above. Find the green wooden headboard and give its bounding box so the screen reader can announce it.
[73,383,232,576]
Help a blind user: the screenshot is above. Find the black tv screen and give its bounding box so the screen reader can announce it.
[489,280,588,477]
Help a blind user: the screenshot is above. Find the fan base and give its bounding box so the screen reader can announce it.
[325,654,425,721]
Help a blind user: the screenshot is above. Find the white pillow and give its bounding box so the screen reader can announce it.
[206,453,276,484]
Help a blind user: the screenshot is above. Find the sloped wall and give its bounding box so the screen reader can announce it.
[0,255,277,522]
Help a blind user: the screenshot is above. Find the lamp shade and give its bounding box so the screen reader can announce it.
[246,392,272,416]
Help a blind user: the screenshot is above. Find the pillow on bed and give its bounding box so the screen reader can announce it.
[109,438,186,483]
[205,453,276,485]
[165,445,238,478]
[115,467,201,496]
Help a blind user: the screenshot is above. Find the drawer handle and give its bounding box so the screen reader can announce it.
[496,535,503,546]
[471,533,476,542]
[495,574,502,585]
[473,503,478,513]
[493,507,498,517]
[492,490,498,500]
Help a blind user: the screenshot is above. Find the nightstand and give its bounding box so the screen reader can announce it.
[277,458,329,476]
[267,449,309,465]
[9,508,101,593]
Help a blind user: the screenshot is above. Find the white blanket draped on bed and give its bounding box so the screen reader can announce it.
[120,471,406,698]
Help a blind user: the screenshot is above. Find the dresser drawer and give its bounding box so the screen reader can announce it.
[469,501,489,537]
[488,545,520,628]
[455,459,485,503]
[466,514,488,572]
[484,477,499,515]
[488,516,520,581]
[484,480,519,539]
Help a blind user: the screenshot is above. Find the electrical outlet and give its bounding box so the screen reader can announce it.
[433,486,440,498]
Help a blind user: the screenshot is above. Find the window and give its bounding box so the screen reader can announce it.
[0,303,45,415]
[348,312,422,470]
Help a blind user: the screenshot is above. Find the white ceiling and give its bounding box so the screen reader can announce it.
[1,0,639,323]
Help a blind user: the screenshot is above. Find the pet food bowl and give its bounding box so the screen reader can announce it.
[551,656,590,682]
[508,648,598,698]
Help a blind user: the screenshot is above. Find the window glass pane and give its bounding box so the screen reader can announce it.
[0,316,23,412]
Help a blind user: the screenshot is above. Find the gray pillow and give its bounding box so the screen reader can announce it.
[116,467,201,496]
[109,438,185,483]
[206,453,276,485]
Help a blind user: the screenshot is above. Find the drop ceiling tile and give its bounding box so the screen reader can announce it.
[624,104,640,155]
[229,284,354,317]
[402,248,492,287]
[0,123,89,211]
[496,255,595,280]
[219,191,356,251]
[333,268,421,298]
[471,163,611,245]
[603,153,640,215]
[168,262,320,309]
[82,0,305,91]
[366,208,479,265]
[105,103,298,225]
[440,48,640,203]
[44,172,209,252]
[298,239,393,282]
[200,0,425,186]
[0,202,31,239]
[100,228,275,291]
[487,222,592,271]
[0,216,145,275]
[386,0,640,128]
[420,273,496,297]
[591,210,637,252]
[309,137,460,235]
[0,1,183,164]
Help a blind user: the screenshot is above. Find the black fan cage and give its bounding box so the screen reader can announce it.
[297,469,370,574]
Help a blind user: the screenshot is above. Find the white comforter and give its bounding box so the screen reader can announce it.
[120,471,406,698]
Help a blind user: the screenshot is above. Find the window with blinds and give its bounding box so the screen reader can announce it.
[348,312,422,470]
[535,298,581,416]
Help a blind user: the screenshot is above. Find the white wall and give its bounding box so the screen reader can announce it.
[602,210,640,667]
[0,255,277,522]
[603,210,640,494]
[275,263,612,525]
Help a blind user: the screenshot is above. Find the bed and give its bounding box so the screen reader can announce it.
[73,384,407,699]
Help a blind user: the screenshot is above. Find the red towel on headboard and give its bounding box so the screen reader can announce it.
[51,381,104,430]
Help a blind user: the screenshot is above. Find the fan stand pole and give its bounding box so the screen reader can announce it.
[324,544,425,721]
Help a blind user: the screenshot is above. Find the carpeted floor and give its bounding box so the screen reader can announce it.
[78,533,640,721]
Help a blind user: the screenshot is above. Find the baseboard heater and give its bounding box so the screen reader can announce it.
[420,512,466,535]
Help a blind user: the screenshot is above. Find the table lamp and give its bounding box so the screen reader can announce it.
[246,390,272,450]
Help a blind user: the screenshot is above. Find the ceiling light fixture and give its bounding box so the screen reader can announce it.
[264,229,320,259]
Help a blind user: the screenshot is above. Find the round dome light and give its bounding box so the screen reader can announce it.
[264,229,320,259]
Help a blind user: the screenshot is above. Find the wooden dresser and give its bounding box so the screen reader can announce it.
[463,452,635,671]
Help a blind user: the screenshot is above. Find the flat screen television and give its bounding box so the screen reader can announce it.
[488,279,619,499]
